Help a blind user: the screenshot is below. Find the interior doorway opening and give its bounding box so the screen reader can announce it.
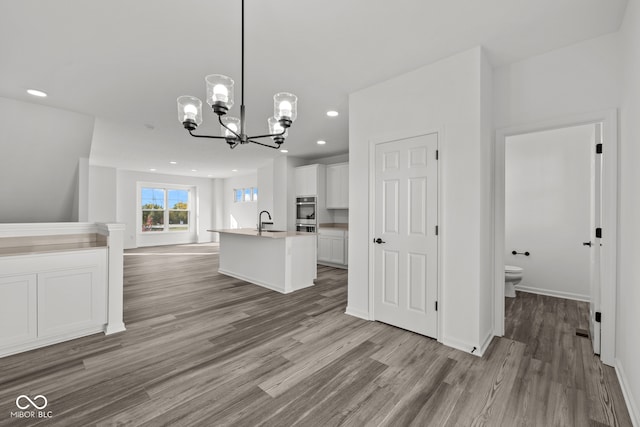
[494,110,618,366]
[503,123,600,354]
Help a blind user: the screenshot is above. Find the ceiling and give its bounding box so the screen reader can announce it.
[0,0,629,178]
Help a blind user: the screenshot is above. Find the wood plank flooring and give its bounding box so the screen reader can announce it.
[0,243,632,426]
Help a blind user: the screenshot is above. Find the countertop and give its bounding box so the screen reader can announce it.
[0,242,107,257]
[208,229,317,239]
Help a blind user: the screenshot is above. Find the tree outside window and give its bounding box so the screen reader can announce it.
[141,187,190,232]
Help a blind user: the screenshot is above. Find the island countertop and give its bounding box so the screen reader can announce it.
[208,228,316,239]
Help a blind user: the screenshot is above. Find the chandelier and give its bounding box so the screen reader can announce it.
[176,0,297,150]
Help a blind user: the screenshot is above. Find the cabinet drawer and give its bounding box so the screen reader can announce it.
[318,228,345,237]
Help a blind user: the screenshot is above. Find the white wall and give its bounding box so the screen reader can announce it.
[88,165,117,223]
[0,97,94,222]
[306,153,349,165]
[211,178,224,243]
[223,173,258,229]
[257,161,274,222]
[493,32,621,129]
[258,156,306,231]
[349,47,493,353]
[617,0,640,423]
[505,125,593,301]
[479,51,494,348]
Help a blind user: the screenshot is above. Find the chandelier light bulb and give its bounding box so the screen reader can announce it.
[212,84,229,103]
[279,101,292,118]
[176,95,203,129]
[274,92,298,125]
[221,116,241,139]
[183,104,198,122]
[206,74,235,114]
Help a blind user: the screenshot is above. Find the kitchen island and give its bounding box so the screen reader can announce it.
[209,229,317,294]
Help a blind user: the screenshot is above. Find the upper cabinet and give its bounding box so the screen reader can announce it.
[326,163,349,209]
[295,164,325,197]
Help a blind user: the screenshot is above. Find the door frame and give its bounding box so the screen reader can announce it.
[493,109,618,365]
[368,129,443,342]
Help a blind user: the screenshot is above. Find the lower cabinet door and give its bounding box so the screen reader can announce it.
[329,237,345,264]
[0,274,37,346]
[37,266,106,338]
[318,236,332,262]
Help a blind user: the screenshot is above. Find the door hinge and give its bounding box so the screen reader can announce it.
[596,143,603,154]
[435,301,438,311]
[596,227,602,238]
[435,150,439,160]
[435,225,439,235]
[595,312,601,323]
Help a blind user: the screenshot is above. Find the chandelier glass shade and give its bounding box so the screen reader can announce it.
[176,0,297,149]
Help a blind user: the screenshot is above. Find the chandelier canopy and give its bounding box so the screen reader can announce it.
[176,0,297,149]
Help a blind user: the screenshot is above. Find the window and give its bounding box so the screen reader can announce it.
[233,187,258,203]
[141,187,191,232]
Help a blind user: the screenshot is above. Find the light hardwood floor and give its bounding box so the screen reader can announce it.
[0,243,632,426]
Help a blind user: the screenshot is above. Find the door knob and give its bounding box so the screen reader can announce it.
[583,241,592,247]
[374,238,386,244]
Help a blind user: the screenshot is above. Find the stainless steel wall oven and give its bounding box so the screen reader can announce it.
[296,196,316,232]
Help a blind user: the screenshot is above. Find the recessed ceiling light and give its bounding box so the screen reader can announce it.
[191,169,197,172]
[207,174,213,177]
[149,168,157,172]
[232,169,238,172]
[27,89,47,97]
[326,110,339,117]
[317,140,327,145]
[169,161,177,165]
[280,149,289,153]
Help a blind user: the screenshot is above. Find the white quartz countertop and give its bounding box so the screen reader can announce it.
[208,228,316,239]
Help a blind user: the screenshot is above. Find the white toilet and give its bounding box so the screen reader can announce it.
[505,265,523,298]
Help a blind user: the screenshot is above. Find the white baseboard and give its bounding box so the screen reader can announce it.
[442,336,482,357]
[0,326,105,359]
[516,286,590,302]
[317,261,348,270]
[218,269,288,294]
[478,331,495,357]
[615,358,640,427]
[345,306,370,320]
[105,322,126,335]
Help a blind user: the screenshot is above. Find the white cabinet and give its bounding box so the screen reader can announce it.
[326,163,349,209]
[317,228,348,267]
[0,274,37,347]
[0,249,107,357]
[37,266,106,338]
[295,164,326,197]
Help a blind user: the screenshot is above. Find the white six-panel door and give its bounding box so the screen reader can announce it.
[373,133,438,338]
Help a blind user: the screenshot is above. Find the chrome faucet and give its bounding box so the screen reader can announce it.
[258,210,272,233]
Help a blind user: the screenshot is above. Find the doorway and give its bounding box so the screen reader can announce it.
[370,133,439,338]
[494,111,618,366]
